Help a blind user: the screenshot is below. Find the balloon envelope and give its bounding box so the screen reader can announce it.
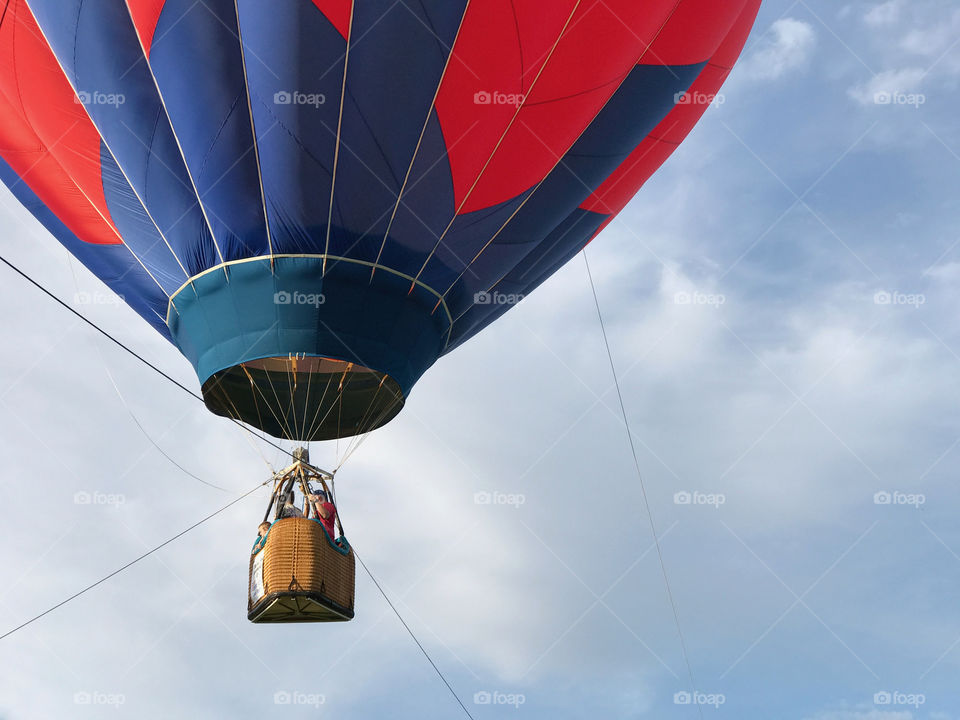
[0,0,761,439]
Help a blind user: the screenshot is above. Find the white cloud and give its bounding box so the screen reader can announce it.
[900,9,960,59]
[847,67,926,105]
[739,18,817,81]
[864,0,905,27]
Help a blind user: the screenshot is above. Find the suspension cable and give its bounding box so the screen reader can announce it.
[62,257,232,492]
[0,480,268,642]
[355,551,476,720]
[0,253,295,461]
[100,360,230,492]
[583,251,703,718]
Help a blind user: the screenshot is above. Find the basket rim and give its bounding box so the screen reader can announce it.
[251,516,351,557]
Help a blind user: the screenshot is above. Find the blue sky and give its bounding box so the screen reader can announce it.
[1,1,960,718]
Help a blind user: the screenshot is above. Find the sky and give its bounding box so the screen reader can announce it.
[1,1,960,718]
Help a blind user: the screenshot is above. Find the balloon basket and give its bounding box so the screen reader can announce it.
[248,517,355,623]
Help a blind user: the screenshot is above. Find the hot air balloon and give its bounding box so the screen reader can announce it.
[0,0,762,622]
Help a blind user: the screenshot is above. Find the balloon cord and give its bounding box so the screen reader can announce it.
[584,250,704,719]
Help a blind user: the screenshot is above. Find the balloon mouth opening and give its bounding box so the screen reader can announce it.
[200,355,405,441]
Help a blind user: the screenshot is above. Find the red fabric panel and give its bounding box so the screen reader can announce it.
[0,1,120,244]
[711,0,763,69]
[435,0,575,213]
[580,0,760,218]
[0,96,121,245]
[437,0,675,214]
[642,0,748,66]
[310,0,352,40]
[125,0,167,58]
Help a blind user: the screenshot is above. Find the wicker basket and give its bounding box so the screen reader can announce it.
[248,517,355,623]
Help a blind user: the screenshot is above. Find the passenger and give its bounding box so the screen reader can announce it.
[253,521,271,552]
[278,491,303,519]
[309,489,337,540]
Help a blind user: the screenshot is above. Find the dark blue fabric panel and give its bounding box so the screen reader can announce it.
[375,112,459,275]
[99,142,185,295]
[27,0,219,275]
[415,189,533,292]
[326,1,467,264]
[0,157,170,337]
[235,0,347,255]
[445,208,608,352]
[149,0,269,260]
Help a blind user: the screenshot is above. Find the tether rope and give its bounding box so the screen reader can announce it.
[0,480,267,642]
[583,250,703,719]
[0,253,295,461]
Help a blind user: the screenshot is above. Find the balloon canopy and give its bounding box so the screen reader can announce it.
[0,0,761,440]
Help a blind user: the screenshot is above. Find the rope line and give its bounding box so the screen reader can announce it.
[101,359,230,492]
[63,256,232,492]
[0,253,295,461]
[355,552,476,720]
[583,251,703,719]
[0,481,266,642]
